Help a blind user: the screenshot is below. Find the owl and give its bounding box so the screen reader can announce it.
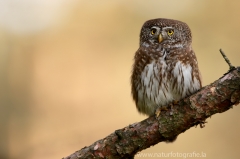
[131,18,202,116]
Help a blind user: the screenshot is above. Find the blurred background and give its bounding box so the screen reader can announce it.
[0,0,240,159]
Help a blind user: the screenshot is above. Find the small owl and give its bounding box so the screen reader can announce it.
[131,18,202,116]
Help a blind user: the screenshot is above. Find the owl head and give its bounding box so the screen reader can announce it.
[139,18,192,48]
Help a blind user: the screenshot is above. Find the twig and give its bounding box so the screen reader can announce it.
[219,49,235,70]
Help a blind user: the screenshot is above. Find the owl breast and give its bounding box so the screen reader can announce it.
[136,53,201,115]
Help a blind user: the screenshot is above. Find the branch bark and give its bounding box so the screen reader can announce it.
[63,67,240,159]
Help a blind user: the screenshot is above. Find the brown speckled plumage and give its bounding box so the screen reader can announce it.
[131,18,202,116]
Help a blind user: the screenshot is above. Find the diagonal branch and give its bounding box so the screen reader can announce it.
[63,66,240,159]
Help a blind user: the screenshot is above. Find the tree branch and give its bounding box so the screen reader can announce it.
[63,63,240,159]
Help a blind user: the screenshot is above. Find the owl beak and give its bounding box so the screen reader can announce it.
[158,33,163,43]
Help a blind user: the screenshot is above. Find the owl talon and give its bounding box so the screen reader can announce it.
[155,108,161,117]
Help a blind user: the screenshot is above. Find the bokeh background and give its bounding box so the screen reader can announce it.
[0,0,240,159]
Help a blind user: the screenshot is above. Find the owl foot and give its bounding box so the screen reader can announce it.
[173,100,179,105]
[155,106,168,118]
[155,101,179,117]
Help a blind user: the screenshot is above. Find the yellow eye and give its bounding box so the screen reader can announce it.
[151,28,157,35]
[167,30,174,36]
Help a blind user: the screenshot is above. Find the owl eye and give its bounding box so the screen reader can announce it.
[167,29,174,36]
[151,28,157,35]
